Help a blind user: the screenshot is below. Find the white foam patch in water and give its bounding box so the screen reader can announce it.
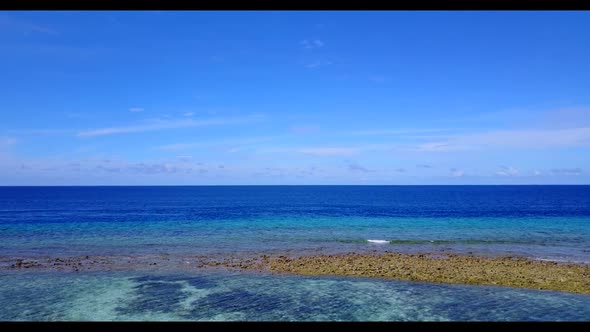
[367,240,389,244]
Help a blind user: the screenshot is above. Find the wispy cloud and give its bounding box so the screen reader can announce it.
[395,168,406,173]
[125,163,184,174]
[300,39,324,49]
[495,166,519,177]
[158,136,278,151]
[290,125,320,134]
[350,128,456,136]
[368,75,387,83]
[6,129,72,136]
[5,154,229,181]
[0,15,58,35]
[417,142,451,152]
[129,107,144,113]
[416,127,590,152]
[261,143,394,157]
[305,60,332,69]
[0,137,17,147]
[416,164,432,169]
[0,43,108,58]
[89,160,215,175]
[537,107,590,129]
[348,162,373,172]
[450,168,465,177]
[175,156,193,162]
[551,168,583,175]
[298,147,358,156]
[78,116,258,138]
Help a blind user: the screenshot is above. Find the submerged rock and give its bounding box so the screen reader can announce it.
[260,252,590,295]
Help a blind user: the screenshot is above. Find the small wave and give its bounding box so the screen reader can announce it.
[334,239,540,246]
[367,239,389,244]
[389,240,454,245]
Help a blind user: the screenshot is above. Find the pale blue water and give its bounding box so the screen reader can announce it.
[2,215,590,262]
[1,186,590,321]
[2,271,590,321]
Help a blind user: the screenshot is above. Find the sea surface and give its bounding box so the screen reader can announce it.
[1,185,590,321]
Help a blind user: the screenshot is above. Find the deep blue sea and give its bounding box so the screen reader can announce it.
[1,185,590,321]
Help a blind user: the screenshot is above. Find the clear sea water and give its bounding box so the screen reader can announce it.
[1,185,590,321]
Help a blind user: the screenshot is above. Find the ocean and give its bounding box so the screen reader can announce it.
[1,185,590,321]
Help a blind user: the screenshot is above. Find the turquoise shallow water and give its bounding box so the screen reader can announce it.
[2,270,590,321]
[1,186,590,320]
[2,216,590,263]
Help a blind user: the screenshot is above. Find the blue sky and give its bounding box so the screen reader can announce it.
[1,11,590,185]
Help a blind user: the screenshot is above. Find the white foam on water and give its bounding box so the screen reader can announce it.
[367,240,389,244]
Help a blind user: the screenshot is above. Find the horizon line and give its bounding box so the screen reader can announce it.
[1,184,589,187]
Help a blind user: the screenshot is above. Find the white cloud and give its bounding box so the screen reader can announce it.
[417,142,452,152]
[417,127,590,152]
[348,163,373,172]
[0,15,58,35]
[495,166,519,177]
[537,107,590,129]
[259,144,394,157]
[301,39,324,49]
[305,60,332,69]
[176,155,193,162]
[7,129,71,135]
[129,107,144,113]
[158,136,278,151]
[350,128,456,136]
[183,112,194,117]
[290,125,320,134]
[1,43,105,59]
[77,116,256,137]
[16,156,219,176]
[533,170,542,176]
[0,137,17,147]
[298,147,358,156]
[450,168,464,177]
[368,75,387,83]
[551,168,583,175]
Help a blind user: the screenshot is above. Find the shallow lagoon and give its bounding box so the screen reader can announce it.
[2,270,590,321]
